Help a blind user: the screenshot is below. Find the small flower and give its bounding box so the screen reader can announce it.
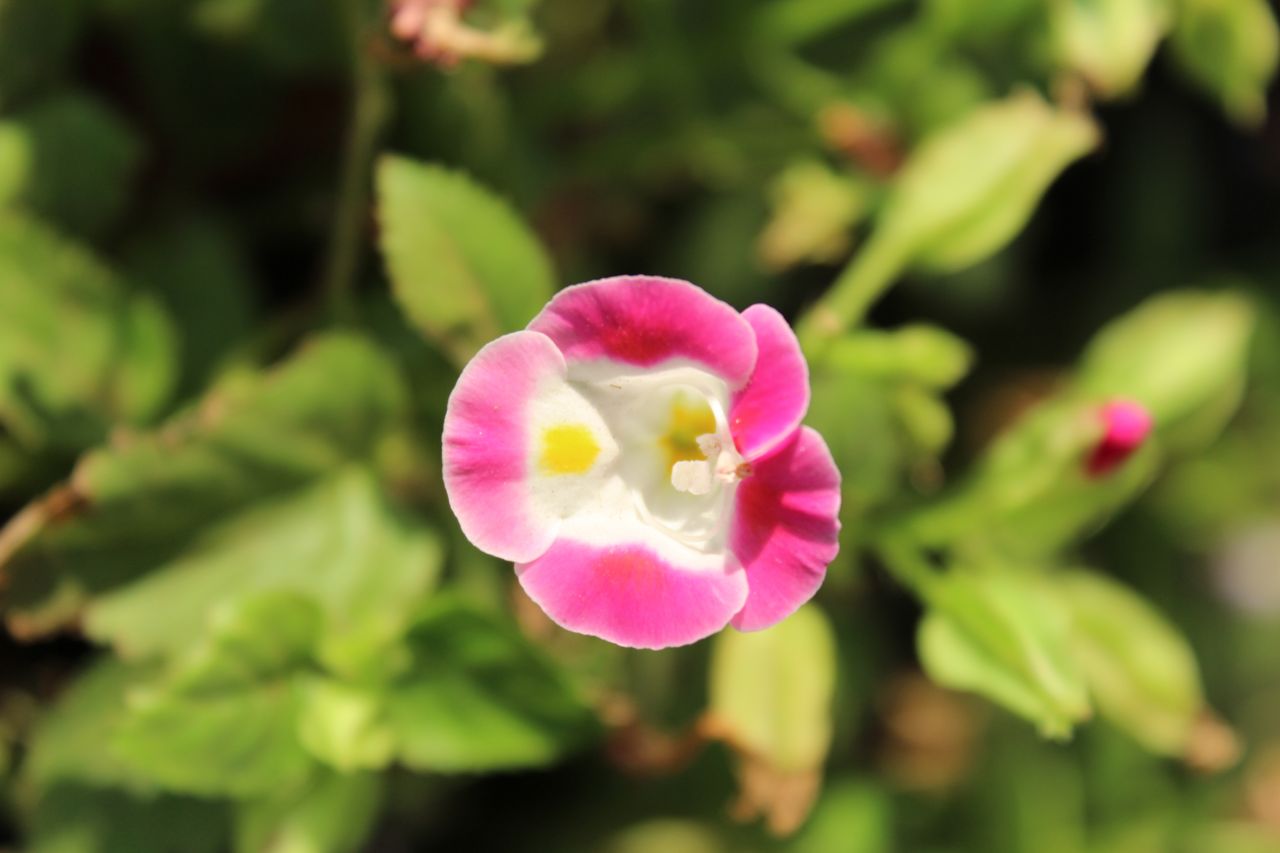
[1086,399,1152,477]
[443,276,842,649]
[388,0,541,68]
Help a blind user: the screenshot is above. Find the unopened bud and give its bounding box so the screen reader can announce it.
[1086,399,1152,477]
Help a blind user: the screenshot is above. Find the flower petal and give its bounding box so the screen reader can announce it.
[729,303,810,462]
[443,330,574,563]
[516,520,748,649]
[528,276,758,388]
[729,427,841,632]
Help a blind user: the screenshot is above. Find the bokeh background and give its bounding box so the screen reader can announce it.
[2,1,1280,851]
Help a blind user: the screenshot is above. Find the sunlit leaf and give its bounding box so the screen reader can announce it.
[111,592,321,798]
[877,91,1098,273]
[1172,0,1280,125]
[376,155,555,365]
[918,569,1090,739]
[0,333,408,637]
[1049,0,1171,98]
[707,605,837,835]
[1058,570,1203,755]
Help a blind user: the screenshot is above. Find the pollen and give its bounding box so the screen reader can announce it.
[540,423,601,474]
[660,394,717,471]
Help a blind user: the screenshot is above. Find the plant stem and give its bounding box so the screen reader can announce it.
[796,233,906,356]
[873,530,940,603]
[323,0,392,323]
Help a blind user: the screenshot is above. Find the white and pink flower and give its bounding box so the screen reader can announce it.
[442,276,842,649]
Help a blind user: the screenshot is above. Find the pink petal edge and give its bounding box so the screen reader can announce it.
[442,330,564,563]
[729,427,841,632]
[729,303,811,462]
[528,275,759,388]
[516,532,749,650]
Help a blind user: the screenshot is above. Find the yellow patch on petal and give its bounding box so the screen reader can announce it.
[661,394,717,471]
[540,424,601,474]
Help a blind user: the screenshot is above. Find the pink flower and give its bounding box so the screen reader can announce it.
[443,276,842,649]
[1086,399,1152,477]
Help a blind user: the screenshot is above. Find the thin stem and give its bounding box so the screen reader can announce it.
[323,0,392,323]
[796,233,906,356]
[873,530,940,602]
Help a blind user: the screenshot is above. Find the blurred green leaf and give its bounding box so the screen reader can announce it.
[918,569,1091,738]
[1049,0,1171,98]
[0,0,83,108]
[879,91,1099,273]
[1058,570,1203,755]
[757,160,867,272]
[825,325,974,389]
[26,784,228,853]
[125,216,257,398]
[85,468,442,672]
[111,592,321,798]
[708,605,837,773]
[1171,0,1280,125]
[1077,289,1255,450]
[382,598,597,772]
[791,778,892,853]
[0,214,174,487]
[0,333,408,636]
[376,155,555,365]
[0,93,142,235]
[24,660,158,792]
[234,771,383,853]
[296,677,396,772]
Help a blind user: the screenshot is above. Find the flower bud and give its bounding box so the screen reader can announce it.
[1086,399,1152,478]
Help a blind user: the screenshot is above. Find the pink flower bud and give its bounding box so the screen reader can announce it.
[1086,399,1152,478]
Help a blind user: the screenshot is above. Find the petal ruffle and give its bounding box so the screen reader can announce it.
[442,330,567,563]
[729,427,841,632]
[516,520,748,649]
[528,275,758,388]
[729,304,810,462]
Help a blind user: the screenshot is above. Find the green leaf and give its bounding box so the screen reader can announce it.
[824,325,974,389]
[0,0,83,108]
[26,784,229,853]
[124,216,257,398]
[1077,289,1255,450]
[234,771,383,853]
[1172,0,1280,125]
[0,333,408,637]
[918,570,1090,738]
[1049,0,1171,98]
[24,659,159,792]
[111,592,321,798]
[757,159,868,272]
[376,155,555,364]
[0,214,175,469]
[382,597,596,772]
[708,604,837,772]
[85,468,442,671]
[0,93,143,235]
[791,778,893,853]
[876,92,1099,274]
[1058,570,1203,755]
[296,677,396,772]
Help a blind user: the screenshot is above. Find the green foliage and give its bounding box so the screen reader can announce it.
[1172,0,1280,124]
[0,0,1277,849]
[880,92,1099,274]
[918,568,1090,738]
[377,155,556,365]
[0,93,142,235]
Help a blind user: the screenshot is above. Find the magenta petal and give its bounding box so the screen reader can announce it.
[729,304,811,462]
[528,276,758,387]
[729,427,841,632]
[442,330,564,563]
[516,532,748,649]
